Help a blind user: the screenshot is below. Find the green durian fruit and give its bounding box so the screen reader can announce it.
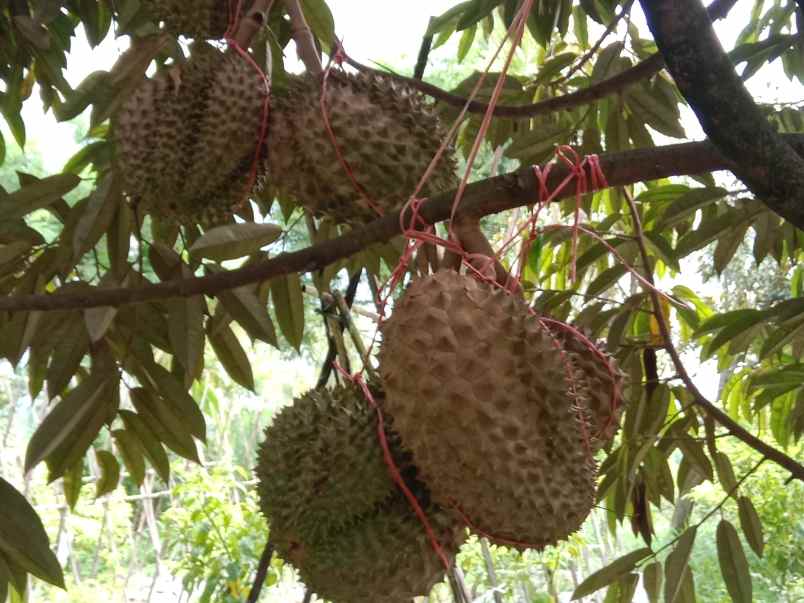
[142,0,248,40]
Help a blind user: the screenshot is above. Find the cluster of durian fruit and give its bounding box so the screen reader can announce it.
[114,0,456,225]
[117,4,624,601]
[256,270,624,602]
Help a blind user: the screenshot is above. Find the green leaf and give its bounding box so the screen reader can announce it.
[591,43,625,84]
[657,187,727,229]
[586,265,628,299]
[46,316,89,398]
[677,436,714,481]
[119,411,170,484]
[167,293,205,381]
[664,527,697,603]
[626,87,685,138]
[300,0,336,50]
[713,221,750,274]
[62,459,84,510]
[457,0,502,30]
[112,429,145,487]
[457,24,477,62]
[130,388,200,463]
[716,520,752,603]
[713,451,738,496]
[571,548,652,599]
[72,175,120,259]
[0,477,65,589]
[217,284,278,347]
[427,2,471,36]
[695,309,764,337]
[189,223,282,262]
[140,362,206,441]
[94,450,120,498]
[642,561,662,603]
[0,173,81,222]
[208,322,255,391]
[270,274,305,351]
[737,496,764,557]
[25,372,108,475]
[53,71,111,122]
[0,554,9,602]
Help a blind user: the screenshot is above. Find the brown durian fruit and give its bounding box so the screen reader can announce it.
[256,384,465,603]
[553,327,625,450]
[265,70,458,223]
[114,41,267,225]
[379,270,597,550]
[142,0,249,40]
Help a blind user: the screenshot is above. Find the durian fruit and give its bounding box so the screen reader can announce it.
[114,41,268,224]
[555,328,625,450]
[265,70,458,223]
[142,0,248,40]
[256,384,465,603]
[379,270,597,550]
[287,496,464,603]
[255,385,399,543]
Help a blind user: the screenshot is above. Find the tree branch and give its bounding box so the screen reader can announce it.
[623,189,804,483]
[2,135,804,313]
[640,0,804,232]
[284,0,322,74]
[233,0,275,49]
[246,539,274,603]
[341,0,737,119]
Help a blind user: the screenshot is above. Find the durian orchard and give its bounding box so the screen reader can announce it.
[0,1,803,602]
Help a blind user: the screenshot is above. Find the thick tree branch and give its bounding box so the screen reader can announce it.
[640,0,804,231]
[2,136,804,313]
[342,0,737,119]
[623,190,804,483]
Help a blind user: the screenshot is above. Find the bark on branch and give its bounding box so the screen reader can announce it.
[1,135,804,313]
[640,0,804,231]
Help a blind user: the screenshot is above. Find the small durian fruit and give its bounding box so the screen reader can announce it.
[142,0,248,40]
[256,384,466,603]
[265,70,458,223]
[288,496,464,603]
[555,328,625,450]
[255,385,398,543]
[114,41,268,224]
[379,270,597,550]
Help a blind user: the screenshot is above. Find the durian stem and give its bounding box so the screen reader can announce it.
[452,215,520,294]
[233,0,276,49]
[333,290,378,380]
[284,0,323,74]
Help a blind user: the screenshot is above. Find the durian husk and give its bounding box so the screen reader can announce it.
[142,0,248,39]
[114,41,267,225]
[289,496,464,603]
[379,270,597,550]
[553,327,625,450]
[255,385,398,542]
[256,383,465,603]
[264,70,458,223]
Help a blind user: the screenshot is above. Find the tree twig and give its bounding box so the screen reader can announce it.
[414,17,435,80]
[246,539,275,603]
[622,189,804,483]
[284,0,322,74]
[233,0,275,49]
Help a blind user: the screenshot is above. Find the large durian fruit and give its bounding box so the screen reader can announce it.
[265,70,458,223]
[142,0,248,40]
[379,270,598,550]
[114,41,267,224]
[256,384,465,603]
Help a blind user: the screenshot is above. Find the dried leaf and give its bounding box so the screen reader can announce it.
[189,223,282,262]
